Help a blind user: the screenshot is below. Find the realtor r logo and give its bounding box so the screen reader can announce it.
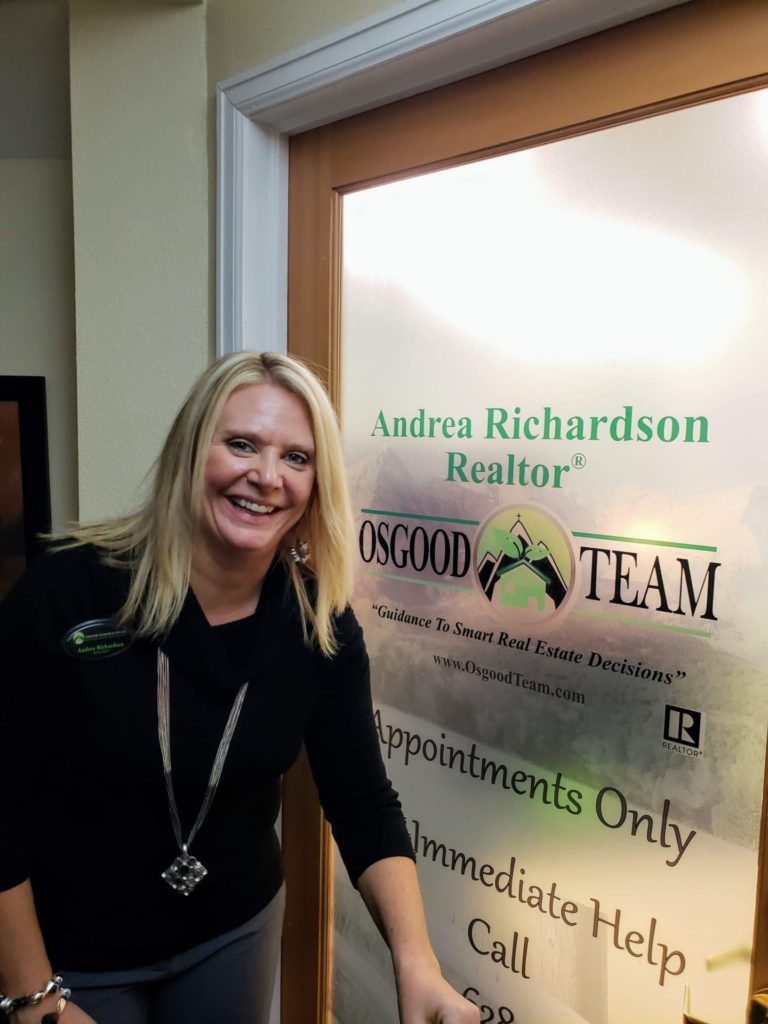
[663,705,703,756]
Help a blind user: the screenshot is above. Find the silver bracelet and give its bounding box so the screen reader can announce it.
[0,975,71,1017]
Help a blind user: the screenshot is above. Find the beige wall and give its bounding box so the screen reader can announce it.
[69,0,210,520]
[65,0,391,522]
[207,0,393,85]
[0,159,78,531]
[0,2,76,532]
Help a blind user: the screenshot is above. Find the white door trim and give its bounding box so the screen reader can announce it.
[216,0,688,355]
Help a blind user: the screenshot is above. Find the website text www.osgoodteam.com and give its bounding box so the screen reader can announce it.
[432,653,586,705]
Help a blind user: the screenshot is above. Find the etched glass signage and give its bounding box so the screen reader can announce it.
[334,88,768,1024]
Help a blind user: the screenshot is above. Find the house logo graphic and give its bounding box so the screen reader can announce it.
[473,504,576,623]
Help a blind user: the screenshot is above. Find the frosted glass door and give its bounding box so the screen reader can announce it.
[335,89,768,1024]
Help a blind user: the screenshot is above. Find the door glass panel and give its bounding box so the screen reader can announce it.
[335,88,768,1024]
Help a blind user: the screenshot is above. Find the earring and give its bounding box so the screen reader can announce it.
[290,540,310,565]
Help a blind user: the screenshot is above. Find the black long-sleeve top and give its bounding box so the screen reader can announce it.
[0,545,412,970]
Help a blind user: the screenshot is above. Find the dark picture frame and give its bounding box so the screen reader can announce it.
[0,376,51,599]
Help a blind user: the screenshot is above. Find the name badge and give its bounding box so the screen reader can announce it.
[62,619,135,659]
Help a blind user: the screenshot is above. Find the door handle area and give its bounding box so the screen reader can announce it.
[750,990,768,1024]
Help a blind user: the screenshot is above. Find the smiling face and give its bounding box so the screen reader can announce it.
[197,382,316,574]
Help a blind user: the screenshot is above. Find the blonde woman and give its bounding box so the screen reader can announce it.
[0,353,478,1024]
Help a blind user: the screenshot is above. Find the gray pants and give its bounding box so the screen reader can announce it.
[59,886,285,1024]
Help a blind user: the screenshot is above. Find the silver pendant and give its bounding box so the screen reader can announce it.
[162,846,207,895]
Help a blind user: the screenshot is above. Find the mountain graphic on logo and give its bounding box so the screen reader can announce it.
[476,514,568,613]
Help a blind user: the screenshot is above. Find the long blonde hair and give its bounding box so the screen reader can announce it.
[64,352,354,655]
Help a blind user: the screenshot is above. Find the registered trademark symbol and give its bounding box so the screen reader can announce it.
[572,453,586,469]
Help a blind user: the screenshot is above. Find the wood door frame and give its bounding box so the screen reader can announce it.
[285,2,768,1022]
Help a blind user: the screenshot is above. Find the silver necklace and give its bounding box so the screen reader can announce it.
[156,649,249,895]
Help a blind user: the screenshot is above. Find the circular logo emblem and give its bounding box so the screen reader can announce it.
[473,504,576,624]
[73,630,85,646]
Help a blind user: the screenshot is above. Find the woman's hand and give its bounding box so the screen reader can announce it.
[357,859,481,1024]
[61,1002,98,1024]
[395,958,480,1024]
[13,999,97,1024]
[0,882,99,1024]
